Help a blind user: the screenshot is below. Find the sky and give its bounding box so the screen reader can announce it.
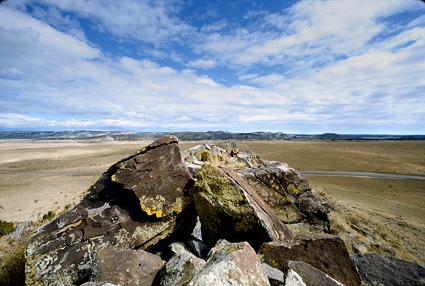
[0,0,424,134]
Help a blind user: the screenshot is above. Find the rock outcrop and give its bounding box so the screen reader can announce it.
[183,143,332,234]
[193,164,292,249]
[26,136,196,285]
[25,138,422,286]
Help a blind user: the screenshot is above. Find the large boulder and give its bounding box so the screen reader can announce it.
[26,136,196,285]
[92,247,164,286]
[259,233,361,286]
[193,163,292,249]
[190,240,270,285]
[239,161,331,231]
[155,242,206,286]
[183,143,332,234]
[351,253,425,286]
[157,240,271,286]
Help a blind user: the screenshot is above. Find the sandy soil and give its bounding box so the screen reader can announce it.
[0,141,151,221]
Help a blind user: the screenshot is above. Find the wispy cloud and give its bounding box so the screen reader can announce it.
[187,59,216,70]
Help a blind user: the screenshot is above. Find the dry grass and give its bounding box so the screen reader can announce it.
[241,141,425,265]
[241,140,425,175]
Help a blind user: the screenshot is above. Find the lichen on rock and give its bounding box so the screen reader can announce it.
[25,136,196,285]
[193,163,292,249]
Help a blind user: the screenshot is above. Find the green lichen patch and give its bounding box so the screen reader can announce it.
[193,164,261,247]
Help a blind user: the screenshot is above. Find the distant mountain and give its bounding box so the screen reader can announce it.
[0,131,423,141]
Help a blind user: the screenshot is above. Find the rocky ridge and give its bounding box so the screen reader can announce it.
[25,136,425,285]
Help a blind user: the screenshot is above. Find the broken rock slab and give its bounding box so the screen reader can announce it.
[259,233,361,286]
[26,136,196,285]
[284,261,344,286]
[239,161,331,232]
[190,240,271,286]
[92,247,164,286]
[157,239,271,286]
[193,163,292,249]
[154,242,206,286]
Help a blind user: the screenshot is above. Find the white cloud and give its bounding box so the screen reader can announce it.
[176,116,192,122]
[187,59,216,70]
[196,0,424,70]
[201,19,227,33]
[27,0,194,44]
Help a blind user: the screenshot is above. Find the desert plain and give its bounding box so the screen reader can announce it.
[0,139,424,264]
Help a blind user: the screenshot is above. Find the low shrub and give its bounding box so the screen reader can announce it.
[0,221,15,237]
[0,221,32,286]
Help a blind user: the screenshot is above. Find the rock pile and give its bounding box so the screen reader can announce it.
[25,137,425,286]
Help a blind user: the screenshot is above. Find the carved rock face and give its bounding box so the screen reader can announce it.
[25,136,195,285]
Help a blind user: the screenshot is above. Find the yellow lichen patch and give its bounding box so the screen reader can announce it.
[169,197,184,214]
[140,195,166,218]
[292,188,300,196]
[111,174,117,182]
[140,203,163,218]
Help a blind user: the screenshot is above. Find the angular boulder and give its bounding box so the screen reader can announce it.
[190,240,270,285]
[92,247,164,286]
[157,240,271,285]
[155,242,206,286]
[261,263,285,286]
[193,163,292,249]
[183,142,332,233]
[351,253,425,286]
[284,261,344,286]
[239,161,331,231]
[259,233,361,286]
[26,136,196,285]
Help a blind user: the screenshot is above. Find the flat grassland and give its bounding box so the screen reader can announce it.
[0,140,423,264]
[242,141,425,264]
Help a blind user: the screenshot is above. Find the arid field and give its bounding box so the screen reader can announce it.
[0,140,424,264]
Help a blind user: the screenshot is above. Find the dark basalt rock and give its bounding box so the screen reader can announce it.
[92,247,164,286]
[239,161,331,231]
[25,136,196,285]
[351,253,425,286]
[259,233,361,286]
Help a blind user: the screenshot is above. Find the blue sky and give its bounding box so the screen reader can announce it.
[0,0,424,134]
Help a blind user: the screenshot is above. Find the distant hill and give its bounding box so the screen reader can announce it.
[0,131,423,141]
